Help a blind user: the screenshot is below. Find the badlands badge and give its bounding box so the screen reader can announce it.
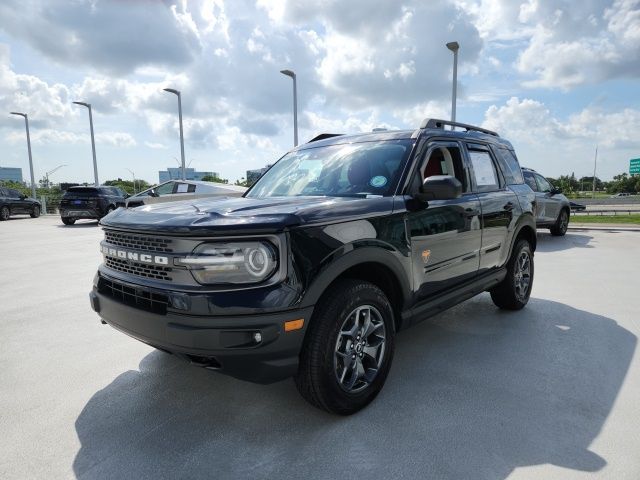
[421,249,431,264]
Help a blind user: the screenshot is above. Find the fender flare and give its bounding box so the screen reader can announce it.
[299,245,411,309]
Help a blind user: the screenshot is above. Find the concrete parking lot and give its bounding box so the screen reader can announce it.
[1,215,639,480]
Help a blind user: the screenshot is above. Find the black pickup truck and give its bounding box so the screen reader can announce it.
[90,119,536,414]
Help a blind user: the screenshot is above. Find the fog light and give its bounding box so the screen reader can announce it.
[253,332,262,343]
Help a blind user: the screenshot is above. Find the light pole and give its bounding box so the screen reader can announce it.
[9,112,37,199]
[72,101,99,186]
[446,41,460,126]
[45,164,66,188]
[126,168,137,194]
[280,69,298,147]
[163,88,186,180]
[592,145,598,199]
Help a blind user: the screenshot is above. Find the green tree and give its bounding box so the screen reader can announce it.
[201,175,228,184]
[234,177,251,187]
[104,178,152,195]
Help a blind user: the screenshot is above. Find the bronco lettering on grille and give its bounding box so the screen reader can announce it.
[101,245,169,265]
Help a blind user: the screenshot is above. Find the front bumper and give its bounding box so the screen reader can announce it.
[90,273,313,384]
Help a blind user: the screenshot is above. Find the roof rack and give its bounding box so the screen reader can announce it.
[420,118,499,137]
[307,133,345,143]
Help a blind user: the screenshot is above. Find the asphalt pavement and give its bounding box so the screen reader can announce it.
[1,215,639,480]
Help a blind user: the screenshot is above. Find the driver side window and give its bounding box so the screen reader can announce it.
[535,174,552,193]
[416,144,468,192]
[154,182,176,196]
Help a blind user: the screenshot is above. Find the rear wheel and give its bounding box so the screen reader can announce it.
[550,209,569,236]
[295,279,395,415]
[490,239,534,310]
[0,206,9,221]
[30,205,40,218]
[61,217,76,225]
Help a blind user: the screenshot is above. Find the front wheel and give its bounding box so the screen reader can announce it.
[61,217,76,225]
[0,206,9,221]
[490,239,534,310]
[30,205,40,218]
[295,279,395,415]
[550,209,569,236]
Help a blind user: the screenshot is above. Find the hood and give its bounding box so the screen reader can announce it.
[100,195,395,235]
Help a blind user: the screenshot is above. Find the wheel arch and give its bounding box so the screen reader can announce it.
[301,247,410,332]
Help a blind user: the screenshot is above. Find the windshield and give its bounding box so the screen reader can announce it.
[246,140,414,198]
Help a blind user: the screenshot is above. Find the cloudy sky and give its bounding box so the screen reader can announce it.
[1,0,639,185]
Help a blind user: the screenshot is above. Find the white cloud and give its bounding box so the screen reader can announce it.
[5,129,136,147]
[144,142,169,150]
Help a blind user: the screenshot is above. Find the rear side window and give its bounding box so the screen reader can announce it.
[468,149,500,192]
[493,147,524,185]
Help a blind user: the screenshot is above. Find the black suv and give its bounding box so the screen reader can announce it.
[0,187,41,220]
[60,186,127,225]
[90,119,536,414]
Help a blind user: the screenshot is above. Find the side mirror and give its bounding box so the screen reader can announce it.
[20,194,27,200]
[550,187,562,195]
[415,175,462,202]
[124,193,130,199]
[150,189,159,197]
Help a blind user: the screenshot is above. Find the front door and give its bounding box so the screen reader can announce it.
[406,141,482,302]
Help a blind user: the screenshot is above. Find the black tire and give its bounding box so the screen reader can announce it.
[0,206,9,221]
[550,208,569,236]
[61,217,76,225]
[294,279,395,415]
[30,205,40,218]
[490,238,534,310]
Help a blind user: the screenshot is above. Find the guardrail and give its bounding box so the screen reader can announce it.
[573,209,640,216]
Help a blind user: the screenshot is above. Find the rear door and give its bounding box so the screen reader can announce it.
[406,141,482,300]
[465,143,519,273]
[8,189,27,213]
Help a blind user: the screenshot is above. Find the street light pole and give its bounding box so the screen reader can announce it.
[126,168,137,194]
[592,145,598,199]
[163,88,186,180]
[72,101,99,186]
[280,69,298,147]
[10,112,37,199]
[446,41,460,126]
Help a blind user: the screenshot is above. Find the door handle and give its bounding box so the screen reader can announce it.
[503,202,514,211]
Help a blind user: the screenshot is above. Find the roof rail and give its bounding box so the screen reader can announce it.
[420,118,499,137]
[307,133,345,143]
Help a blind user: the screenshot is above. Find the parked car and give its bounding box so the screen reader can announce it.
[90,118,537,415]
[522,167,571,236]
[569,201,586,212]
[59,186,128,225]
[125,180,246,208]
[611,192,631,198]
[0,187,41,220]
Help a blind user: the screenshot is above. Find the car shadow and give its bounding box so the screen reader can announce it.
[536,232,594,252]
[57,220,101,228]
[72,297,635,479]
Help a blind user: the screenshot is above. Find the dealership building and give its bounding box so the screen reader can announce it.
[246,165,272,185]
[158,167,219,183]
[0,167,23,183]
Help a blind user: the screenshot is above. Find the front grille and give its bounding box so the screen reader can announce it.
[98,277,168,315]
[104,231,173,253]
[105,257,173,281]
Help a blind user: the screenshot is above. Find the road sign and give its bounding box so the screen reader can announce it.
[631,158,640,175]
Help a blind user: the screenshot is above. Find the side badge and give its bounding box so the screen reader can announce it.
[421,249,431,264]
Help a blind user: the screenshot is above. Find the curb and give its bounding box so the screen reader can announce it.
[568,224,640,232]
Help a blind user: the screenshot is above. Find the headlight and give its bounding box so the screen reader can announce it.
[177,241,278,285]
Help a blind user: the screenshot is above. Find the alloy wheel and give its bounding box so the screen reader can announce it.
[513,250,531,301]
[334,305,386,393]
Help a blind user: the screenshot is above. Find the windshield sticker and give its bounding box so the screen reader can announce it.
[370,176,387,188]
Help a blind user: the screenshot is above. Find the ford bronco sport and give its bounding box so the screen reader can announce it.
[90,119,536,414]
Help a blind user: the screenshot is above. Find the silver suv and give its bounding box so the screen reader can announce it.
[522,167,571,236]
